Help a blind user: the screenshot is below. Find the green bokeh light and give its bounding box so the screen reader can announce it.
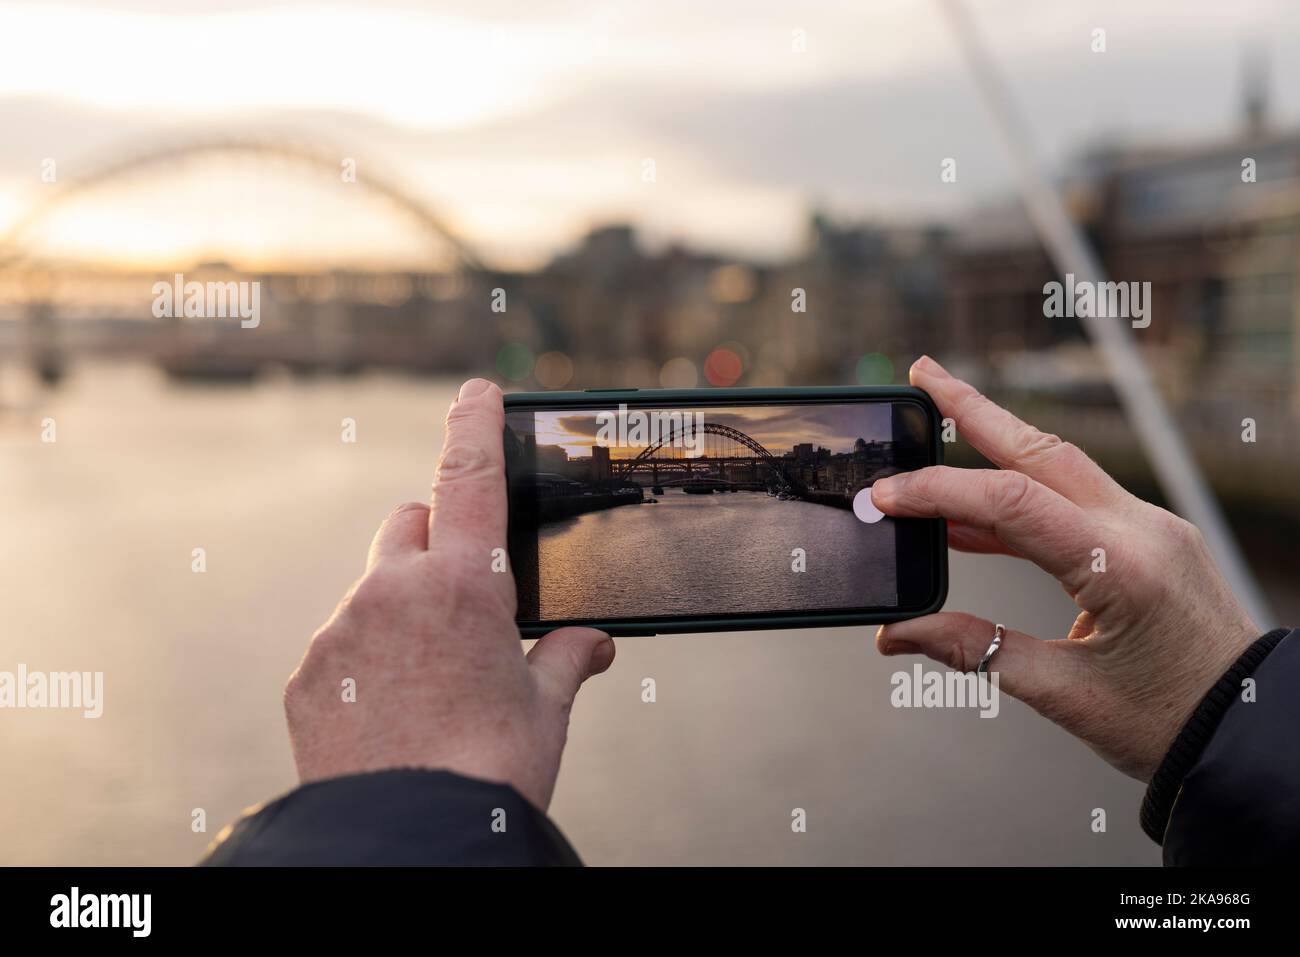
[496,342,534,382]
[855,353,894,385]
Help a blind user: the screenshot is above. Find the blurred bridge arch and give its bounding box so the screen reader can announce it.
[0,135,513,385]
[0,136,487,271]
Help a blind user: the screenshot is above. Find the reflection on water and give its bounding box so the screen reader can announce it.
[539,492,895,619]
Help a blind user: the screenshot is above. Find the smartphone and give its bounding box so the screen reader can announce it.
[504,386,946,637]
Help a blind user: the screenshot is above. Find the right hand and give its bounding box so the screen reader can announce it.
[872,356,1260,781]
[283,379,615,811]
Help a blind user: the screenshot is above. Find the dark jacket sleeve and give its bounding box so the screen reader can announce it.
[199,769,582,866]
[1141,627,1300,865]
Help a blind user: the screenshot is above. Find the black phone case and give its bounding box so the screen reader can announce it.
[504,385,947,637]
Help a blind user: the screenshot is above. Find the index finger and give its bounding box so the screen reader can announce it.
[910,355,1124,507]
[428,378,508,551]
[872,465,1102,594]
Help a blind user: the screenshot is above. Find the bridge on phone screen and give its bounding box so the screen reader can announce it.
[610,422,805,494]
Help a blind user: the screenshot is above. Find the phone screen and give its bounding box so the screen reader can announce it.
[505,391,944,635]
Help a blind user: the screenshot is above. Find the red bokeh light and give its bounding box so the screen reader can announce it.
[703,347,743,386]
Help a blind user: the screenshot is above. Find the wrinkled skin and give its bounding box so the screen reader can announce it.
[284,378,614,810]
[873,356,1259,780]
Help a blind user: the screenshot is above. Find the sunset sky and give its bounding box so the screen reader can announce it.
[520,403,892,459]
[1,0,1298,269]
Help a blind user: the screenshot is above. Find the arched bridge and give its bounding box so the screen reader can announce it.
[0,136,485,271]
[612,422,801,491]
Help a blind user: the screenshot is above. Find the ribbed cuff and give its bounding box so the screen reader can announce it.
[1140,627,1290,845]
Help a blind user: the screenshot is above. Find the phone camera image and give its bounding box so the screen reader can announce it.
[505,396,939,631]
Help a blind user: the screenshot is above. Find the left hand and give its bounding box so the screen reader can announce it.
[871,357,1259,781]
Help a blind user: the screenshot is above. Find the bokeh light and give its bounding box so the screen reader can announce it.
[619,358,658,388]
[495,342,534,382]
[709,264,757,303]
[533,350,574,389]
[703,346,743,386]
[659,356,698,388]
[854,353,894,385]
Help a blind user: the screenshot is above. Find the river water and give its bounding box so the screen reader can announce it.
[539,491,896,619]
[14,360,1290,864]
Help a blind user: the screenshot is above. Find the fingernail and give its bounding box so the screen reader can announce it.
[589,636,616,674]
[881,639,922,656]
[876,626,918,655]
[913,355,949,378]
[458,378,494,401]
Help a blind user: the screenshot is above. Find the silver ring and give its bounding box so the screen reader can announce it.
[976,623,1005,676]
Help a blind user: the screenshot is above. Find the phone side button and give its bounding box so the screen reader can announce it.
[583,388,639,393]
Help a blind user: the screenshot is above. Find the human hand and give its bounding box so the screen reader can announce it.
[283,378,615,810]
[872,356,1259,781]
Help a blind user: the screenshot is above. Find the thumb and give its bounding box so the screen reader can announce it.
[527,627,615,704]
[876,612,1086,713]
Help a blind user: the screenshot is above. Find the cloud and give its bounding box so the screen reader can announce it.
[4,0,1299,264]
